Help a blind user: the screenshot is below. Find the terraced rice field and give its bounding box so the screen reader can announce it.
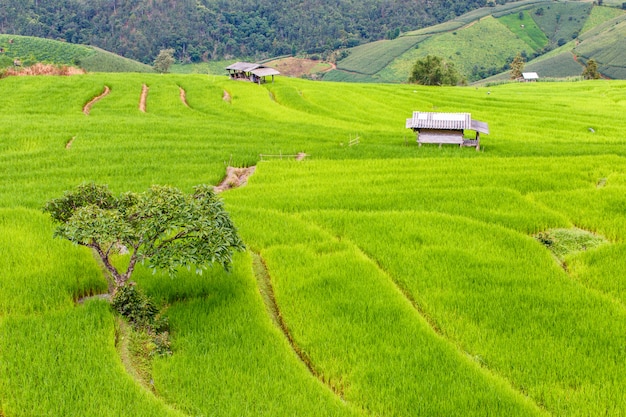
[1,73,625,416]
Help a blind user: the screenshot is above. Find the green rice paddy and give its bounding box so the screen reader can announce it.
[1,73,626,416]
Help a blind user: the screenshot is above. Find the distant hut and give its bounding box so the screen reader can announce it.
[226,62,280,84]
[521,72,539,82]
[406,112,489,150]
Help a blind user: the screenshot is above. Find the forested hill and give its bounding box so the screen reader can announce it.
[0,0,515,63]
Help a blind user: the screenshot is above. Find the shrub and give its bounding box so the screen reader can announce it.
[112,284,159,329]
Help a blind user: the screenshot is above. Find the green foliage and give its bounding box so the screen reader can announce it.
[44,183,245,290]
[510,52,526,79]
[112,284,171,355]
[153,49,175,74]
[582,58,602,79]
[112,284,160,329]
[1,0,514,62]
[408,54,461,85]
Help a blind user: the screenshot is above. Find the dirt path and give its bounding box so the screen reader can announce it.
[83,86,110,115]
[179,87,189,107]
[214,166,256,193]
[65,136,76,149]
[139,84,149,112]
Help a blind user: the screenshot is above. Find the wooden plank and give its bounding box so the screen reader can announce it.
[418,130,464,145]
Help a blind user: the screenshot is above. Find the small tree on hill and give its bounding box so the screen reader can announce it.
[582,59,601,80]
[153,48,175,73]
[43,183,245,294]
[408,55,461,86]
[510,52,525,80]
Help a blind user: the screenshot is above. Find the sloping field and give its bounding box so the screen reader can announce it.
[335,36,425,75]
[330,1,626,83]
[530,1,592,46]
[1,74,626,416]
[498,10,549,51]
[0,34,154,73]
[525,50,583,77]
[575,15,626,78]
[377,16,533,82]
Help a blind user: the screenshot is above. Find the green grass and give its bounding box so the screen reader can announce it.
[221,153,626,415]
[534,227,609,260]
[499,10,550,51]
[0,34,154,72]
[574,16,626,78]
[2,74,626,415]
[524,51,583,78]
[581,5,626,34]
[336,36,425,75]
[381,16,539,82]
[170,59,237,75]
[530,2,592,45]
[0,208,106,315]
[136,253,361,416]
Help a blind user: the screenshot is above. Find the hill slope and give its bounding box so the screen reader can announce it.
[1,0,518,64]
[326,0,626,82]
[0,35,154,73]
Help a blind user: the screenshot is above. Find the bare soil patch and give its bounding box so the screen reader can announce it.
[179,87,189,107]
[139,84,148,112]
[264,57,334,77]
[65,136,76,149]
[223,90,231,103]
[214,166,256,193]
[83,86,111,115]
[1,63,85,78]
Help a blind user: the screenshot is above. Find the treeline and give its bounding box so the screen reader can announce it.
[0,0,512,63]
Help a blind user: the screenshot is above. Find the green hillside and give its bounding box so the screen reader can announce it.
[377,16,533,83]
[0,35,154,73]
[574,14,626,79]
[1,73,626,416]
[326,1,626,83]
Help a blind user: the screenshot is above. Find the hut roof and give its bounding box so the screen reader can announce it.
[522,72,539,80]
[226,62,280,76]
[226,62,259,71]
[406,112,489,134]
[252,67,280,77]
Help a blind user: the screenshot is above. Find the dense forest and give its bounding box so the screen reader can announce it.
[0,0,515,63]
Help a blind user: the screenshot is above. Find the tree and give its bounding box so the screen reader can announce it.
[153,48,175,73]
[509,52,525,80]
[408,55,461,86]
[43,183,245,294]
[582,58,601,80]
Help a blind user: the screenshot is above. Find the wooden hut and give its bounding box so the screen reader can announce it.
[406,112,489,150]
[225,62,280,84]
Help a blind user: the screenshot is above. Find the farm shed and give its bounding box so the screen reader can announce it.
[406,112,489,150]
[226,62,280,84]
[521,72,539,82]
